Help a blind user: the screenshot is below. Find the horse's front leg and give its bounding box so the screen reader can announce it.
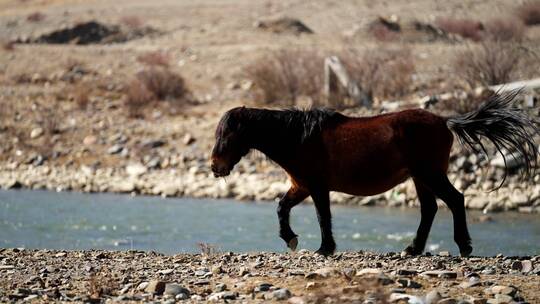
[310,188,336,256]
[277,186,309,251]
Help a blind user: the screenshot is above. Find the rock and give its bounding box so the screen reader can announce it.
[389,293,424,304]
[520,260,533,273]
[490,285,516,297]
[208,291,237,301]
[421,270,458,279]
[305,267,339,279]
[183,133,195,145]
[107,144,124,154]
[467,196,489,210]
[254,283,273,292]
[425,290,443,304]
[438,299,458,304]
[439,251,451,257]
[126,163,147,176]
[141,139,166,149]
[397,278,422,288]
[83,135,98,146]
[164,283,190,297]
[273,288,292,300]
[30,127,44,139]
[145,280,166,295]
[357,268,383,276]
[396,269,418,276]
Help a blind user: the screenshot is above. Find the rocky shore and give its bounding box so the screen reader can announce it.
[1,249,538,303]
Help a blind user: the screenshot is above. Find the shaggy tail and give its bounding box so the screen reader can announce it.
[446,89,540,187]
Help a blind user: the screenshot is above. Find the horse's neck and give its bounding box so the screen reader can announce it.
[247,115,295,167]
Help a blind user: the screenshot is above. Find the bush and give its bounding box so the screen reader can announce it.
[26,12,46,22]
[516,1,540,26]
[125,67,191,117]
[244,50,324,106]
[342,48,416,100]
[137,51,170,68]
[453,41,521,87]
[435,17,483,41]
[484,18,525,42]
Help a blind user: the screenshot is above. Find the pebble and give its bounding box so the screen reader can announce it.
[421,270,458,279]
[397,278,422,288]
[425,290,443,304]
[164,283,190,297]
[273,288,292,300]
[145,280,166,295]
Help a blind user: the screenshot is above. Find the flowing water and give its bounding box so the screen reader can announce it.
[0,190,538,256]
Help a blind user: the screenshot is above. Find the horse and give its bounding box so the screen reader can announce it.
[210,90,539,256]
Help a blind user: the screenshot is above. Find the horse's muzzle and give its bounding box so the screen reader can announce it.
[211,162,230,178]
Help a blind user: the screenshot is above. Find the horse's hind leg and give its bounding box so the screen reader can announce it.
[403,179,438,256]
[422,173,473,257]
[277,186,309,251]
[310,188,336,256]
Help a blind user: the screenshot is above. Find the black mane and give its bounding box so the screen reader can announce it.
[218,107,345,143]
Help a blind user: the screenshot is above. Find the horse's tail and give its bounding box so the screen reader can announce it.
[446,89,539,186]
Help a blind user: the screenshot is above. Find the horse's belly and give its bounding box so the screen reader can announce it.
[330,167,409,196]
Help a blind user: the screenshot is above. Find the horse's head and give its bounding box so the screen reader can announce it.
[211,107,251,177]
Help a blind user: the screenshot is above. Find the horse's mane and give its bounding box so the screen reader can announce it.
[246,108,346,142]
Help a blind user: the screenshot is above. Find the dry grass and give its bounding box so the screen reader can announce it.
[342,48,416,101]
[26,12,46,22]
[244,49,324,106]
[484,18,526,42]
[137,51,170,68]
[435,17,483,41]
[87,268,119,300]
[454,41,521,87]
[72,84,91,110]
[516,1,540,26]
[196,242,220,256]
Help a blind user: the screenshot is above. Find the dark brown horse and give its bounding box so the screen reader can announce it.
[211,90,539,256]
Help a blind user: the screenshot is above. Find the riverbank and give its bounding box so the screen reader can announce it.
[1,157,540,214]
[1,249,538,303]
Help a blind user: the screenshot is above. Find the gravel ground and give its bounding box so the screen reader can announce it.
[1,248,539,303]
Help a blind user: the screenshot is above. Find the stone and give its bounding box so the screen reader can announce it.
[425,290,443,304]
[396,269,418,276]
[30,127,44,139]
[164,283,190,297]
[208,291,237,301]
[389,293,424,304]
[467,196,489,209]
[107,144,124,154]
[141,139,166,149]
[357,268,383,276]
[490,285,516,297]
[397,278,422,288]
[183,133,195,145]
[145,280,166,295]
[288,296,306,304]
[439,251,451,257]
[254,283,273,292]
[126,163,147,176]
[273,288,292,300]
[438,299,458,304]
[305,267,338,279]
[520,260,533,273]
[215,283,227,292]
[83,135,98,146]
[421,270,458,279]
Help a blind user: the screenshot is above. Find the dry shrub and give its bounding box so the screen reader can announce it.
[454,41,521,87]
[435,17,484,41]
[135,68,187,100]
[342,48,416,100]
[87,268,119,300]
[26,12,46,22]
[516,1,540,25]
[1,40,15,51]
[244,50,324,106]
[120,15,144,29]
[369,23,400,42]
[125,67,191,117]
[137,51,170,67]
[72,84,91,110]
[196,242,220,256]
[484,18,525,42]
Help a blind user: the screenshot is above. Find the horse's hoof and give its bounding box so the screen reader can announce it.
[288,237,298,251]
[401,245,422,257]
[315,248,334,257]
[460,246,473,257]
